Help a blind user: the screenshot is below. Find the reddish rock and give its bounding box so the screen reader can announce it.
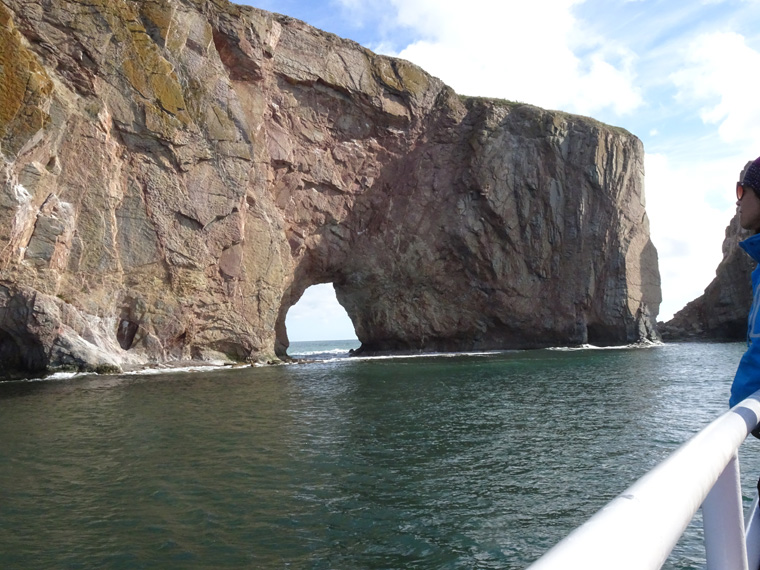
[0,0,661,374]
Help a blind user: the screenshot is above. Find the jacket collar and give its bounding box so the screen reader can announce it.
[740,233,760,264]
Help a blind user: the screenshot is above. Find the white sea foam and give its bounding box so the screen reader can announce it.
[4,370,84,384]
[8,372,77,383]
[4,362,238,383]
[123,362,234,376]
[289,348,353,357]
[548,341,663,352]
[48,371,81,380]
[297,342,663,365]
[4,341,664,382]
[299,349,509,364]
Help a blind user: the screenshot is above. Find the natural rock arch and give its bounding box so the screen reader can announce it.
[0,0,661,375]
[270,97,661,358]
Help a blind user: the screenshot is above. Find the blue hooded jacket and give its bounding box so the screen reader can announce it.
[729,233,760,407]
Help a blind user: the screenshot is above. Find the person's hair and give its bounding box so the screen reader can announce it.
[742,157,760,192]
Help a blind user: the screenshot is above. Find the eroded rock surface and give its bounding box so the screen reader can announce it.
[660,213,753,341]
[0,0,661,374]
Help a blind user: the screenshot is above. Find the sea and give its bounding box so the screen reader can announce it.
[0,340,757,569]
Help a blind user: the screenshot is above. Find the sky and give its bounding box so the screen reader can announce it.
[242,0,760,341]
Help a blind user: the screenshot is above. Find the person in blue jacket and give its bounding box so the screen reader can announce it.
[730,156,760,407]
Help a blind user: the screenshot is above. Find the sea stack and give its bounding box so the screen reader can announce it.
[660,212,753,341]
[0,0,661,374]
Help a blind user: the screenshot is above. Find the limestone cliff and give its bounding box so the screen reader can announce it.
[0,0,661,374]
[660,213,753,341]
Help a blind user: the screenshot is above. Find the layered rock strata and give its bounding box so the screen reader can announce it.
[660,213,753,341]
[0,0,661,374]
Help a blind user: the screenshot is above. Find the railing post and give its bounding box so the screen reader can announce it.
[745,495,760,569]
[703,453,748,570]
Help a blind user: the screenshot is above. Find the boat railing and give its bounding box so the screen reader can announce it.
[526,391,760,570]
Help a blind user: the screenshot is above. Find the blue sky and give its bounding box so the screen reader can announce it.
[240,0,760,341]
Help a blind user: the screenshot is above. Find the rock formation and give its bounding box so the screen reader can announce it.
[0,0,661,375]
[660,212,753,341]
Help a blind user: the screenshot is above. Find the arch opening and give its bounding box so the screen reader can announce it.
[282,283,358,357]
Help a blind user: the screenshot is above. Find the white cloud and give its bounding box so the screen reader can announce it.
[671,32,760,149]
[642,29,760,320]
[570,52,642,115]
[359,0,641,116]
[645,152,741,320]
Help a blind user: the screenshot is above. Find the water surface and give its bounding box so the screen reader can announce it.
[0,342,755,569]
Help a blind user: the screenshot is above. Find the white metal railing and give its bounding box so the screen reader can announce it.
[527,391,760,570]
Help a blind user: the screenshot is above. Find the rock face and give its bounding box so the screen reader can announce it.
[0,0,661,374]
[660,213,753,341]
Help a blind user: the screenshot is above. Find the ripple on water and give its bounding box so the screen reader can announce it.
[0,342,751,569]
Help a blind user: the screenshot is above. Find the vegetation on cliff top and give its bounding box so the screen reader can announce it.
[457,94,633,137]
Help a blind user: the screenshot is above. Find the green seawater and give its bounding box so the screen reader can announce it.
[0,342,757,569]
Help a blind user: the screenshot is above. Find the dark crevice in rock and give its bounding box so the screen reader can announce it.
[0,327,46,374]
[586,323,627,347]
[117,318,139,350]
[175,211,204,231]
